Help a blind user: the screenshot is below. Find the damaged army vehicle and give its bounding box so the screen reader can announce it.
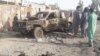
[14,10,72,40]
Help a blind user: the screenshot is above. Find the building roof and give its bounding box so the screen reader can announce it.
[0,0,15,5]
[49,4,59,9]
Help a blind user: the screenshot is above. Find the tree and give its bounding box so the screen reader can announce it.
[78,0,83,12]
[91,0,100,11]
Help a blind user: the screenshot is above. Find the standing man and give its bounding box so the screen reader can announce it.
[80,7,89,38]
[13,14,18,31]
[72,6,82,36]
[87,8,98,47]
[14,14,18,21]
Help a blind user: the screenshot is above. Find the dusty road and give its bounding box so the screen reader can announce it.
[0,21,100,56]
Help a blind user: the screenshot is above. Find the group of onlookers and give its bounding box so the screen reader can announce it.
[68,6,98,47]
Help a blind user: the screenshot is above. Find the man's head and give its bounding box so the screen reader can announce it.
[16,14,18,16]
[89,8,94,13]
[84,7,89,12]
[76,6,81,11]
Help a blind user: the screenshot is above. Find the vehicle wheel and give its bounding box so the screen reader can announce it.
[33,27,44,41]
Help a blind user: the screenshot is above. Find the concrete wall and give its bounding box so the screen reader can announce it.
[0,4,17,30]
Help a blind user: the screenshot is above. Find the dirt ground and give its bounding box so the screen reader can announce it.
[0,21,100,56]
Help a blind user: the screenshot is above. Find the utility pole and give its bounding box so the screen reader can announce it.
[20,0,23,20]
[7,0,9,19]
[7,0,8,5]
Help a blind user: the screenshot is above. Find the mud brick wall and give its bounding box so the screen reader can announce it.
[0,4,32,31]
[0,4,17,30]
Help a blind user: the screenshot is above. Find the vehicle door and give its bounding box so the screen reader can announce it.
[58,12,68,28]
[47,12,58,30]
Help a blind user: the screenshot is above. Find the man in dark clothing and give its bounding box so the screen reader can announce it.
[72,6,82,36]
[13,14,18,31]
[14,14,18,21]
[80,7,89,38]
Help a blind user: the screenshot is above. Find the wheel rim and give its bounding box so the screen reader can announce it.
[34,27,44,39]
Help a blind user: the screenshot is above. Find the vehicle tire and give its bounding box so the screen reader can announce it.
[33,27,44,41]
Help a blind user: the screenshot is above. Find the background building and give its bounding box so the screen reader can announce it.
[31,3,46,15]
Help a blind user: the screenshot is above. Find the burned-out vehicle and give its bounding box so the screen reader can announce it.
[14,10,72,40]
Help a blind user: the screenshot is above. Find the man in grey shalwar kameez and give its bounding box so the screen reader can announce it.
[80,7,89,38]
[72,6,82,36]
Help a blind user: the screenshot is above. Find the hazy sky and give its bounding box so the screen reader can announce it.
[23,0,92,10]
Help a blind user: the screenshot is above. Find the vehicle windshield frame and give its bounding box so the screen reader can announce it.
[35,12,49,19]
